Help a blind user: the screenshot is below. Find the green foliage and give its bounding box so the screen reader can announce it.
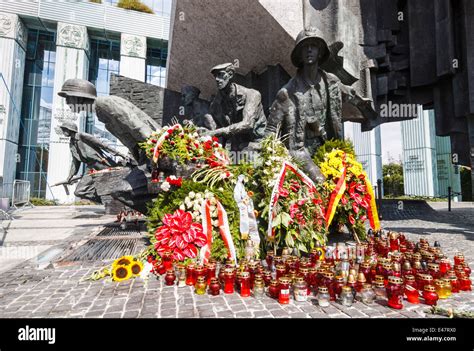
[383,163,404,197]
[117,0,154,14]
[312,138,355,164]
[460,167,472,201]
[89,0,102,3]
[30,197,57,206]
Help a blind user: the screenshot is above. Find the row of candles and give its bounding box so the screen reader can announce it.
[151,231,471,309]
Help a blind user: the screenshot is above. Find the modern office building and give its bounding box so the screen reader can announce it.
[0,0,171,203]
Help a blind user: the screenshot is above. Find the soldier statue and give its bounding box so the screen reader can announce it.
[265,27,373,183]
[180,85,215,130]
[204,63,267,152]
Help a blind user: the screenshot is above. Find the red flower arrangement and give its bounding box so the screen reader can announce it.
[154,209,207,261]
[166,176,183,187]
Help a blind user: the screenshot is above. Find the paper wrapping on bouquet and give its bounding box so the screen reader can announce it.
[324,152,381,231]
[267,162,319,239]
[234,175,260,244]
[199,199,238,265]
[152,124,183,163]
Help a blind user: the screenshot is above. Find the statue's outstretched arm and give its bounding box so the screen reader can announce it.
[80,133,127,158]
[210,91,262,137]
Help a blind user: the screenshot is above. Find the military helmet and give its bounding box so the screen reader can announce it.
[59,120,79,133]
[58,79,97,100]
[291,27,330,68]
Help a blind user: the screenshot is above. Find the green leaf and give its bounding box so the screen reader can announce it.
[285,233,295,247]
[281,212,292,228]
[298,243,308,253]
[272,213,282,227]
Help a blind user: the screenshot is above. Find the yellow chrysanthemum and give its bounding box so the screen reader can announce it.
[130,260,144,276]
[112,265,132,282]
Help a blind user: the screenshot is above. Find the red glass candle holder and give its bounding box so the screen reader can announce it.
[240,272,251,297]
[359,262,372,283]
[404,283,419,304]
[275,264,286,280]
[165,270,176,286]
[185,263,196,286]
[162,251,173,271]
[223,269,235,294]
[459,274,472,291]
[205,262,216,285]
[278,277,291,304]
[423,285,438,306]
[386,276,404,309]
[268,280,280,299]
[453,254,464,266]
[209,278,221,296]
[448,276,460,293]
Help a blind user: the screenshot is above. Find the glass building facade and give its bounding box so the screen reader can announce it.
[146,46,168,87]
[87,38,121,146]
[16,30,56,198]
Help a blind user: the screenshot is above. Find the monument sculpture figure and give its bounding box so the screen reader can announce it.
[180,85,214,130]
[265,28,374,182]
[204,63,267,152]
[54,120,129,203]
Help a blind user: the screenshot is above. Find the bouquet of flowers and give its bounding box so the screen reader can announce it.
[252,136,328,253]
[319,148,380,240]
[140,123,230,171]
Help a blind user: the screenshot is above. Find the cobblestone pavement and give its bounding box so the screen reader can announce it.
[0,203,472,319]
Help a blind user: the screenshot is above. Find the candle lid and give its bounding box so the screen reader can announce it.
[318,286,329,293]
[341,286,353,293]
[388,276,403,285]
[278,277,291,284]
[424,285,436,292]
[404,275,415,282]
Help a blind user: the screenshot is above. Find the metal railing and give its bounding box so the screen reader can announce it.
[11,180,32,209]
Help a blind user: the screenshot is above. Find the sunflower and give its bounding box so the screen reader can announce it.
[113,255,134,268]
[130,260,144,276]
[112,265,132,282]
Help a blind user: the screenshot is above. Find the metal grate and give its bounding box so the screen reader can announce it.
[58,223,149,262]
[60,238,146,262]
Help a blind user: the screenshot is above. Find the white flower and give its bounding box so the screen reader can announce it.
[193,203,201,211]
[193,210,200,218]
[210,205,217,212]
[195,193,202,200]
[189,191,196,199]
[204,192,212,199]
[179,204,186,211]
[265,160,272,166]
[218,187,224,192]
[185,201,193,209]
[212,220,219,227]
[147,140,153,145]
[160,181,171,192]
[267,147,273,152]
[185,196,191,203]
[140,262,153,279]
